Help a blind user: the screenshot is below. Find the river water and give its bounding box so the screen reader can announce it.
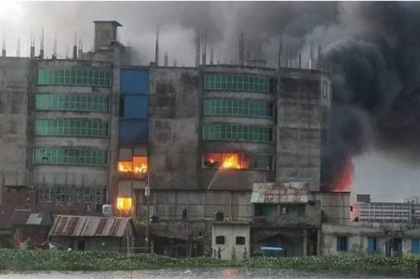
[0,268,414,279]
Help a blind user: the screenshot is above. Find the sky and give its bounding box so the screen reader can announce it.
[1,1,420,202]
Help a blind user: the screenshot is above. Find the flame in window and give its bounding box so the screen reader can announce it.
[116,197,133,212]
[204,153,248,170]
[118,156,148,174]
[118,162,132,172]
[221,154,241,169]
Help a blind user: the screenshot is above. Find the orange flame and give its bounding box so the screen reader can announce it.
[221,154,241,169]
[134,164,148,173]
[332,157,354,192]
[118,162,132,172]
[116,197,133,212]
[118,157,148,174]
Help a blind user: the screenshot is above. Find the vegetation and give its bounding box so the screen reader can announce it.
[0,249,419,275]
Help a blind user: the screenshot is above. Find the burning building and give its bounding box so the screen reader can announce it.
[0,19,347,257]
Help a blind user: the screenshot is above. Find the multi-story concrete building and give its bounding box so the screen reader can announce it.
[0,20,350,256]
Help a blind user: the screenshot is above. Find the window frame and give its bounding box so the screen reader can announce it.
[236,236,246,245]
[204,74,275,93]
[336,236,348,252]
[215,235,225,245]
[37,68,112,87]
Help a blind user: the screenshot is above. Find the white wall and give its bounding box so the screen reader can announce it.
[211,223,250,260]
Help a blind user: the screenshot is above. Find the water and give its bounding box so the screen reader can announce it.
[0,268,413,279]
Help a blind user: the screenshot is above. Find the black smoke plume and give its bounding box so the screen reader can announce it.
[320,2,420,190]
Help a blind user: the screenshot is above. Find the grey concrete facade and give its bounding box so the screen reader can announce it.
[201,66,276,191]
[277,68,331,192]
[34,60,115,205]
[148,66,201,190]
[313,192,350,224]
[0,58,34,190]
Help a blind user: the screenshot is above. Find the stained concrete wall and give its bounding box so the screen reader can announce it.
[313,192,350,224]
[0,58,32,191]
[252,200,322,228]
[211,222,250,260]
[108,47,122,208]
[94,21,121,52]
[276,68,332,192]
[310,223,420,257]
[321,223,387,256]
[139,190,252,221]
[148,67,200,190]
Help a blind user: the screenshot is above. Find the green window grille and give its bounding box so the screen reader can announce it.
[202,124,273,143]
[204,74,275,93]
[37,68,112,87]
[35,119,109,137]
[203,98,273,118]
[34,148,108,166]
[36,94,110,112]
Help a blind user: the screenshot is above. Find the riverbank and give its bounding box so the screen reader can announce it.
[0,249,418,276]
[0,267,414,279]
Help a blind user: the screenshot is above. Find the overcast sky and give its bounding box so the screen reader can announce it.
[1,1,419,202]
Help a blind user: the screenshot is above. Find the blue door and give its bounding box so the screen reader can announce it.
[412,239,420,254]
[367,237,378,254]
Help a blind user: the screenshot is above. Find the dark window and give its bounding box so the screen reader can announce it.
[77,240,86,251]
[215,236,225,245]
[236,236,246,245]
[336,236,348,251]
[323,81,328,97]
[269,102,275,117]
[297,205,306,217]
[119,96,125,118]
[254,204,264,217]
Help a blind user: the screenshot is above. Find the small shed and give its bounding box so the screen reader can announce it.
[211,221,250,260]
[48,215,135,253]
[0,207,52,249]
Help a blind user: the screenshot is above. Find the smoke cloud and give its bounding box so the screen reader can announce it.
[3,2,420,192]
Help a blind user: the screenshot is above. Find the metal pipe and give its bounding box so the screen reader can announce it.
[145,173,150,250]
[299,54,302,69]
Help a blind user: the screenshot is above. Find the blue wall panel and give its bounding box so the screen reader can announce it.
[120,69,149,94]
[119,119,148,144]
[123,95,148,119]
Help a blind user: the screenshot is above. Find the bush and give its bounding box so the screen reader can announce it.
[0,249,418,272]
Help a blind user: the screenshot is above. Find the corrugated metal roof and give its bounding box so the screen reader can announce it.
[27,213,43,225]
[250,182,310,204]
[0,208,52,229]
[49,215,132,237]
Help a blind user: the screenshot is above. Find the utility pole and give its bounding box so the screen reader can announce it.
[145,173,150,251]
